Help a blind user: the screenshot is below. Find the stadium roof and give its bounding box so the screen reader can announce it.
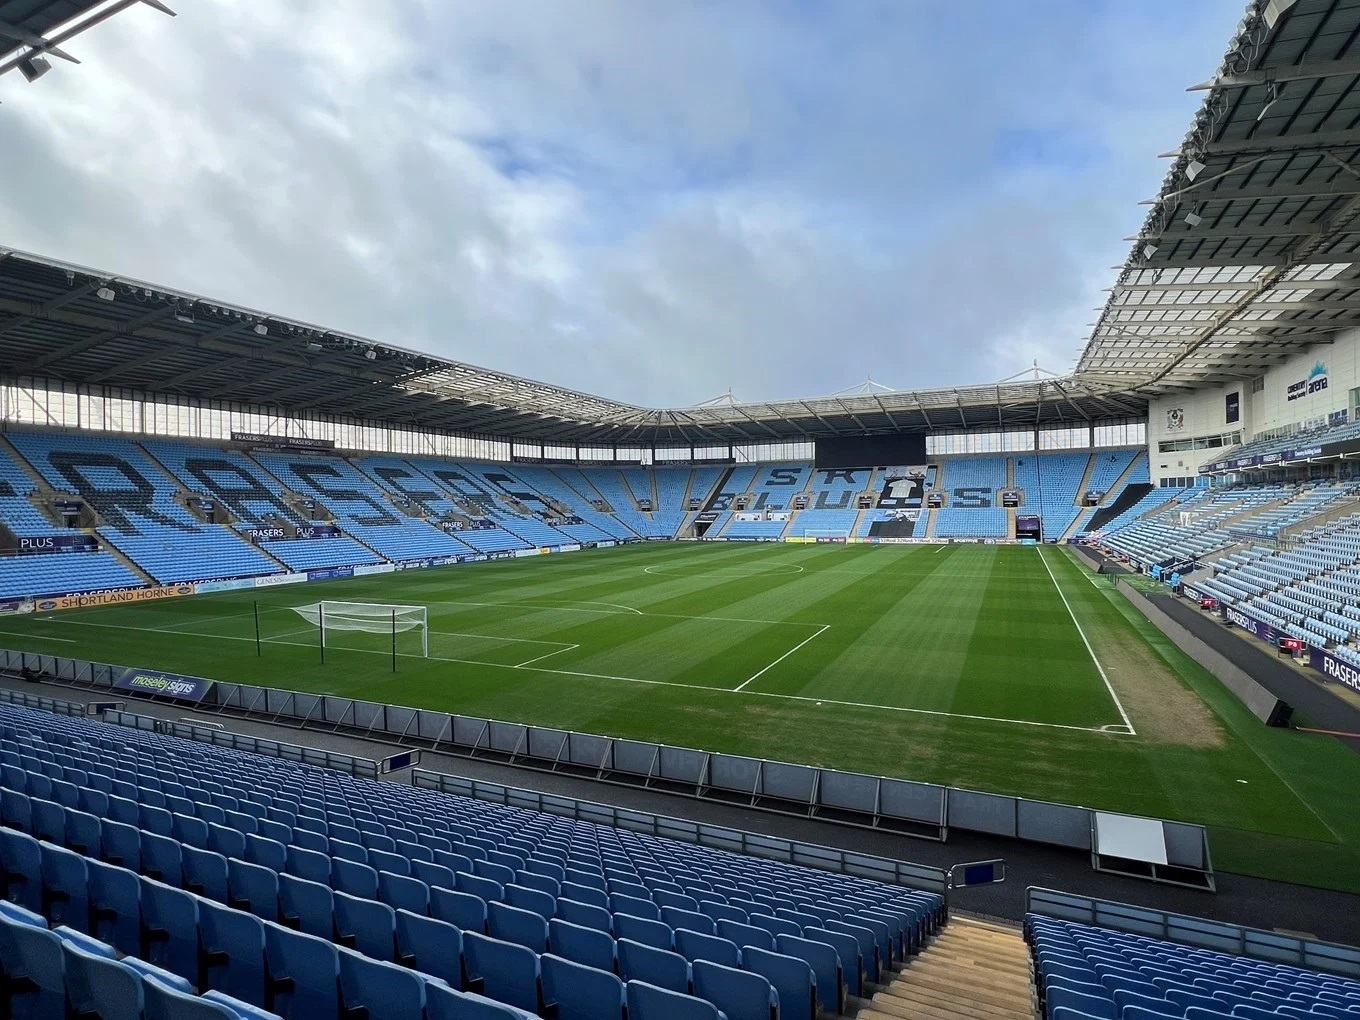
[0,0,172,80]
[4,0,1357,443]
[0,249,1147,444]
[1081,0,1360,395]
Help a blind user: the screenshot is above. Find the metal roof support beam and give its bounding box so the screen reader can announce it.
[1189,54,1360,91]
[1141,178,1360,205]
[0,281,103,340]
[11,304,177,373]
[87,320,250,384]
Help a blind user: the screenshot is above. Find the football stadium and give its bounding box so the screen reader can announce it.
[2,1,1360,1018]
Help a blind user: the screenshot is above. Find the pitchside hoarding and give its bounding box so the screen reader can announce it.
[113,667,212,703]
[1309,647,1360,693]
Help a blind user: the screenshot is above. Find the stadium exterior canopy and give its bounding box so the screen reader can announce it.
[2,0,1356,445]
[1082,0,1360,396]
[0,0,173,81]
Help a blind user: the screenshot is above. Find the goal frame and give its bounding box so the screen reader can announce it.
[300,601,430,657]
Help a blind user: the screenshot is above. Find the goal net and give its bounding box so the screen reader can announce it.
[291,601,429,656]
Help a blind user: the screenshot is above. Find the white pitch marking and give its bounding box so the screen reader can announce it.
[0,629,75,644]
[935,544,947,553]
[1038,546,1137,736]
[734,624,830,692]
[642,563,805,579]
[424,599,824,630]
[45,617,1130,734]
[514,644,580,668]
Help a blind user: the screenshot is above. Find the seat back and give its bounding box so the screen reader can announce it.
[693,959,777,1020]
[337,946,428,1020]
[488,900,550,952]
[395,908,464,988]
[613,912,671,949]
[198,898,267,1005]
[87,857,142,956]
[556,897,611,933]
[549,917,616,973]
[142,974,240,1020]
[425,980,536,1019]
[378,870,431,915]
[278,873,334,940]
[616,938,690,994]
[674,927,740,968]
[431,886,488,933]
[541,953,625,1020]
[263,920,340,1020]
[625,979,722,1020]
[334,890,396,961]
[742,944,817,1020]
[140,877,200,983]
[805,926,862,997]
[463,931,541,1014]
[228,858,280,921]
[776,933,842,1015]
[62,938,144,1020]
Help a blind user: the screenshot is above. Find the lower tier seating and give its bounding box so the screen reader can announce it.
[0,702,942,1020]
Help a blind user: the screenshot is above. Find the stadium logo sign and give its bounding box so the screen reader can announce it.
[1287,446,1323,461]
[1287,361,1328,401]
[113,667,211,703]
[1165,407,1185,432]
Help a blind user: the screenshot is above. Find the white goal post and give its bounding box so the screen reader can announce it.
[800,529,851,542]
[291,601,429,656]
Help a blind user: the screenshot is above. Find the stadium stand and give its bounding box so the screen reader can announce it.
[931,457,1007,538]
[249,451,475,565]
[1027,913,1360,1020]
[1014,453,1087,539]
[6,432,279,585]
[0,700,944,1019]
[0,551,145,600]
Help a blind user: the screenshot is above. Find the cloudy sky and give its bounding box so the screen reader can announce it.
[1,0,1244,407]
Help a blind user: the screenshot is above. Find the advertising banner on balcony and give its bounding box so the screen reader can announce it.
[1308,647,1360,693]
[34,584,195,613]
[113,667,213,703]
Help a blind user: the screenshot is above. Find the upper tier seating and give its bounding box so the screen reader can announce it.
[139,439,305,528]
[251,452,472,564]
[0,701,944,1020]
[7,433,278,584]
[1027,913,1359,1020]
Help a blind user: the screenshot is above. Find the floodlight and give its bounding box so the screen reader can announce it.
[95,286,115,301]
[18,56,51,83]
[1184,210,1203,227]
[364,349,377,361]
[173,308,194,324]
[1142,243,1159,259]
[306,341,323,352]
[253,323,268,336]
[1185,159,1206,181]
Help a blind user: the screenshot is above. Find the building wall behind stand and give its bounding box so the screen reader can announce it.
[1147,325,1360,483]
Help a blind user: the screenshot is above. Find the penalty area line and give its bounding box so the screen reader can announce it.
[734,624,830,692]
[514,644,580,668]
[1038,546,1136,736]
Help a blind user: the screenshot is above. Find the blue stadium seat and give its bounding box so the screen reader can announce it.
[334,890,396,961]
[488,900,550,952]
[740,946,817,1020]
[395,908,464,988]
[540,953,626,1020]
[692,959,778,1020]
[337,946,427,1020]
[182,846,229,903]
[201,989,283,1020]
[613,912,672,949]
[431,886,488,933]
[424,980,535,1019]
[556,897,611,932]
[616,938,690,994]
[715,919,776,954]
[141,973,240,1020]
[140,878,200,984]
[548,917,616,972]
[378,869,430,915]
[776,933,843,1015]
[277,873,333,940]
[673,929,740,970]
[805,926,862,997]
[462,931,541,1015]
[3,912,65,1020]
[61,936,144,1020]
[228,858,279,921]
[262,921,339,1019]
[198,898,268,1006]
[663,905,717,936]
[0,826,43,913]
[87,858,142,956]
[626,979,728,1020]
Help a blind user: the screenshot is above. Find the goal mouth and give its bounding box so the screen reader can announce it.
[291,601,429,655]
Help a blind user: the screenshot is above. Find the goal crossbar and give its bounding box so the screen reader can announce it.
[291,601,429,656]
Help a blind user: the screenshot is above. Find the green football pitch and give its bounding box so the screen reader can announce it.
[1,542,1358,891]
